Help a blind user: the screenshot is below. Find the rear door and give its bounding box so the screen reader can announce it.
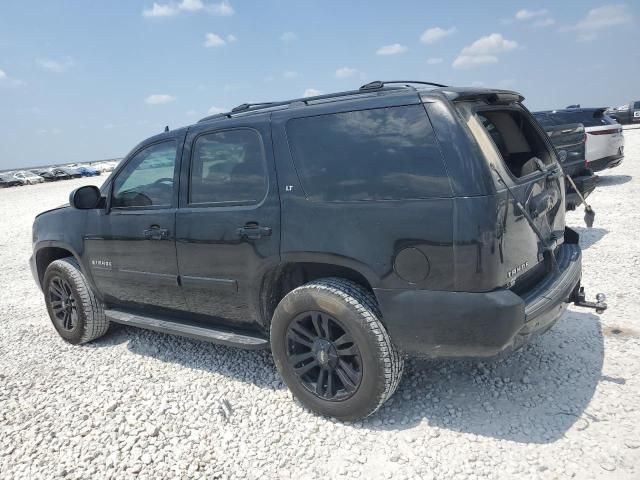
[175,116,280,328]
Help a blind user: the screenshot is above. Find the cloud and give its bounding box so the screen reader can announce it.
[145,94,176,105]
[452,33,517,69]
[37,57,74,73]
[0,69,24,87]
[226,34,237,43]
[303,88,322,98]
[562,4,632,41]
[143,0,233,17]
[335,67,358,79]
[207,105,227,114]
[420,26,456,44]
[376,43,408,55]
[207,0,233,15]
[178,0,203,11]
[143,2,178,17]
[280,32,297,42]
[204,33,226,47]
[426,57,443,65]
[283,71,300,79]
[515,9,548,20]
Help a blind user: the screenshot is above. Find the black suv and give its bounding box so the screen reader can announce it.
[31,81,606,420]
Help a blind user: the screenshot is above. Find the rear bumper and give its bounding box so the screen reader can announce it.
[589,153,624,172]
[375,242,581,358]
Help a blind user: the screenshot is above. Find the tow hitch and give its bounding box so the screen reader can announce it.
[572,287,607,314]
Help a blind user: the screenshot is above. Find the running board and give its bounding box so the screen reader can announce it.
[105,309,269,350]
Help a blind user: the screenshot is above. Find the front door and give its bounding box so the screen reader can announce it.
[175,118,280,327]
[84,136,188,312]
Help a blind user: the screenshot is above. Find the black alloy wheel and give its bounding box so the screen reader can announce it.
[286,310,363,401]
[48,275,79,332]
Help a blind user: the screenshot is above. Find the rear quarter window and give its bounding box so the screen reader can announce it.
[285,105,451,201]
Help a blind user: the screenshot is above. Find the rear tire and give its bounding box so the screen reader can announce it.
[270,278,404,420]
[43,257,109,344]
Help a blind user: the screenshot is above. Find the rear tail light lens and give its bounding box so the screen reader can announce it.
[588,128,620,135]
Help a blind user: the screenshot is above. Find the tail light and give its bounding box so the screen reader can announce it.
[584,134,588,167]
[588,128,620,135]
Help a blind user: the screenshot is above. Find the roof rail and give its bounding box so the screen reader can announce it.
[231,102,275,113]
[360,80,448,90]
[197,82,430,123]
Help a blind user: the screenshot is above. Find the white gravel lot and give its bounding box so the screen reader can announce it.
[1,129,640,480]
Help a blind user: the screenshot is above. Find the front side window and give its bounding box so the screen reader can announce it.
[286,105,450,201]
[112,141,177,208]
[189,129,267,204]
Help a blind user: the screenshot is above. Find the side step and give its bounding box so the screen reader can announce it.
[105,309,269,350]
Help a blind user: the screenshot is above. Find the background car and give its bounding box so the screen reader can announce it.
[606,101,640,124]
[12,171,45,185]
[532,112,596,209]
[0,174,23,187]
[534,108,624,171]
[53,167,82,179]
[32,168,69,181]
[75,165,101,177]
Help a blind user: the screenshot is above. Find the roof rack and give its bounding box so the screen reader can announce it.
[231,102,275,113]
[360,80,448,90]
[198,81,443,123]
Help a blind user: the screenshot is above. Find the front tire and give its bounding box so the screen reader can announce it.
[43,257,109,344]
[270,278,404,420]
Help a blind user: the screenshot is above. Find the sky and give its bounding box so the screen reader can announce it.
[0,1,638,169]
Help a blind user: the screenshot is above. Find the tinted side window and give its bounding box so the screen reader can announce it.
[286,105,450,201]
[189,129,267,204]
[633,101,640,109]
[112,141,177,208]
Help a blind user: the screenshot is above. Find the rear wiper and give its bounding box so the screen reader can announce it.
[490,165,559,273]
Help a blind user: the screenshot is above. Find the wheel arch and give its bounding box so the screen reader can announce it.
[34,242,81,287]
[259,258,379,330]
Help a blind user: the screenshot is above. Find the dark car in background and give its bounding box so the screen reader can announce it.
[606,101,640,124]
[55,167,82,178]
[532,112,596,209]
[0,174,23,188]
[32,169,68,181]
[534,108,624,172]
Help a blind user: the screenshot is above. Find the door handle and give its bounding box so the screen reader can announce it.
[237,223,272,240]
[143,226,169,240]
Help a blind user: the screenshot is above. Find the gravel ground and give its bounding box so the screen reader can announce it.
[1,129,640,480]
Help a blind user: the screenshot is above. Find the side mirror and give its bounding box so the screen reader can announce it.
[69,185,102,209]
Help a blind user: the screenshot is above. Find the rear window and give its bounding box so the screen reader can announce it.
[477,109,553,178]
[286,105,450,201]
[545,110,614,127]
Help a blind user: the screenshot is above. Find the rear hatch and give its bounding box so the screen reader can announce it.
[455,97,566,291]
